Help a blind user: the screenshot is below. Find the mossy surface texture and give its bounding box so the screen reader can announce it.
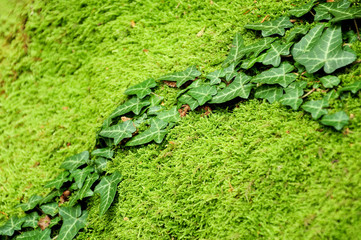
[1,0,361,239]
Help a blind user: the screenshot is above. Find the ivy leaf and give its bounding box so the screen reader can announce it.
[254,85,284,104]
[158,66,201,87]
[289,1,315,17]
[58,205,88,240]
[149,94,164,106]
[39,189,62,205]
[40,203,59,217]
[330,7,361,22]
[17,228,51,240]
[94,157,108,173]
[323,90,339,102]
[49,216,61,229]
[245,16,293,37]
[280,87,304,110]
[285,25,310,43]
[44,171,70,189]
[339,81,361,94]
[295,26,357,74]
[321,111,349,130]
[109,97,150,119]
[320,76,340,88]
[91,147,113,159]
[70,166,94,189]
[188,85,218,105]
[287,81,308,90]
[126,119,168,146]
[206,69,225,85]
[60,151,89,171]
[262,41,293,67]
[241,53,266,70]
[99,120,137,145]
[222,33,245,67]
[69,173,99,206]
[94,172,122,216]
[16,195,43,211]
[178,94,199,110]
[241,37,276,57]
[252,62,297,88]
[148,106,165,115]
[157,106,181,123]
[301,100,329,119]
[124,78,157,99]
[22,212,40,228]
[314,0,351,21]
[0,216,25,236]
[292,24,325,58]
[210,73,253,104]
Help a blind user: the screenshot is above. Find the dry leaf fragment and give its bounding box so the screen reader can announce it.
[59,190,71,205]
[38,215,51,230]
[178,104,191,117]
[130,20,136,28]
[143,49,149,53]
[163,81,177,88]
[121,116,132,122]
[201,106,212,117]
[197,27,206,37]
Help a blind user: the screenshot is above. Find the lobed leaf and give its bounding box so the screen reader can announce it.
[241,53,266,70]
[292,24,325,58]
[16,195,43,212]
[252,62,297,88]
[109,97,150,119]
[0,216,25,236]
[289,1,315,17]
[158,66,201,87]
[320,111,349,130]
[40,203,59,217]
[330,7,361,22]
[58,205,88,240]
[339,81,361,94]
[222,33,245,67]
[44,171,70,189]
[94,157,108,173]
[280,87,304,110]
[320,76,340,88]
[178,94,199,110]
[255,85,283,104]
[70,166,94,189]
[99,120,137,145]
[17,228,51,240]
[244,16,293,37]
[60,151,89,171]
[91,148,114,159]
[126,118,168,146]
[124,78,157,99]
[206,69,225,85]
[302,100,329,119]
[69,173,99,206]
[285,25,310,43]
[241,37,276,57]
[22,212,40,229]
[314,0,351,21]
[262,41,293,67]
[188,85,218,105]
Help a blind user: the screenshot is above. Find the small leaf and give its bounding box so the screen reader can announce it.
[330,7,361,22]
[241,53,266,70]
[91,148,114,159]
[241,37,276,57]
[314,0,351,21]
[58,205,88,240]
[94,157,108,172]
[109,97,150,119]
[320,76,340,88]
[285,25,310,43]
[17,228,51,240]
[60,151,89,171]
[320,111,349,130]
[0,216,25,236]
[339,81,361,94]
[149,94,164,106]
[289,1,315,17]
[94,172,122,216]
[178,94,199,110]
[124,78,157,99]
[40,203,59,217]
[158,66,201,87]
[71,166,94,189]
[252,62,297,88]
[157,106,181,123]
[99,120,137,145]
[245,16,293,37]
[148,106,165,115]
[262,41,293,67]
[302,100,329,119]
[126,119,168,146]
[206,69,225,85]
[188,85,218,105]
[255,85,283,104]
[210,73,253,104]
[323,90,339,102]
[101,117,112,130]
[16,195,43,211]
[69,173,99,206]
[292,24,325,58]
[48,216,61,228]
[44,171,70,189]
[222,33,245,67]
[22,212,40,228]
[39,189,63,205]
[280,87,304,110]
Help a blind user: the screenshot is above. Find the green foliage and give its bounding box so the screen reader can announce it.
[126,119,168,146]
[44,171,70,189]
[40,203,59,217]
[330,7,361,22]
[17,229,51,240]
[252,62,297,87]
[262,41,293,67]
[109,97,150,119]
[99,121,137,145]
[188,85,218,105]
[69,173,100,206]
[289,1,315,17]
[91,148,114,159]
[339,81,361,94]
[71,166,94,189]
[60,151,89,171]
[320,111,350,130]
[301,100,329,119]
[0,216,24,236]
[314,0,351,21]
[222,33,244,67]
[320,76,340,88]
[124,78,157,99]
[158,66,201,87]
[157,106,181,123]
[255,85,284,104]
[22,212,39,229]
[245,16,293,37]
[58,205,88,240]
[280,87,304,110]
[16,195,42,211]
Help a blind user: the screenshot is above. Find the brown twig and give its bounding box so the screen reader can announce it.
[302,88,316,99]
[261,15,269,23]
[354,19,361,41]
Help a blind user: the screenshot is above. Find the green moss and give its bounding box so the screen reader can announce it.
[1,0,361,239]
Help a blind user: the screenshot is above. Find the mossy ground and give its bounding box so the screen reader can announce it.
[1,0,361,239]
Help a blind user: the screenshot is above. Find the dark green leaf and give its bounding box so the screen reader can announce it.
[148,106,165,115]
[109,97,150,119]
[262,41,293,67]
[314,0,351,21]
[22,212,39,228]
[206,69,225,85]
[94,157,108,173]
[70,166,94,189]
[16,195,43,211]
[292,24,325,58]
[91,148,114,159]
[222,33,245,67]
[289,1,315,17]
[178,94,199,110]
[241,37,276,57]
[157,106,181,123]
[302,100,329,119]
[126,119,168,146]
[17,228,51,240]
[39,189,62,205]
[240,53,266,70]
[40,203,58,217]
[158,66,201,87]
[252,62,297,88]
[280,87,304,110]
[255,85,283,103]
[330,7,361,22]
[245,16,293,37]
[285,25,310,43]
[188,85,218,105]
[320,111,349,130]
[323,90,339,102]
[44,171,70,189]
[69,173,99,206]
[58,205,88,240]
[149,94,164,106]
[320,76,340,88]
[339,81,361,94]
[60,151,89,171]
[99,120,137,145]
[124,78,157,99]
[0,216,25,236]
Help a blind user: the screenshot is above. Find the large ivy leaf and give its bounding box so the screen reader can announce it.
[254,85,283,104]
[188,85,218,105]
[178,94,199,110]
[0,216,25,236]
[94,172,122,216]
[280,87,304,110]
[262,41,293,67]
[157,106,181,123]
[60,151,89,171]
[22,212,39,228]
[124,78,157,99]
[320,111,349,130]
[245,16,293,37]
[69,173,99,206]
[94,157,108,173]
[158,66,201,87]
[91,148,114,159]
[44,171,70,189]
[314,0,351,21]
[301,100,329,119]
[99,120,137,145]
[241,53,266,70]
[339,81,361,94]
[289,1,315,17]
[206,69,225,85]
[285,25,310,43]
[58,205,88,240]
[292,24,325,58]
[295,26,356,74]
[17,228,51,240]
[109,97,150,119]
[330,7,361,22]
[320,76,340,88]
[40,203,59,217]
[241,37,276,57]
[70,166,94,189]
[126,119,168,146]
[210,73,253,104]
[252,62,297,88]
[222,33,245,67]
[16,195,42,211]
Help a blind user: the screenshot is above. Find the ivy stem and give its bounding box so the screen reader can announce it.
[302,88,316,99]
[354,19,360,41]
